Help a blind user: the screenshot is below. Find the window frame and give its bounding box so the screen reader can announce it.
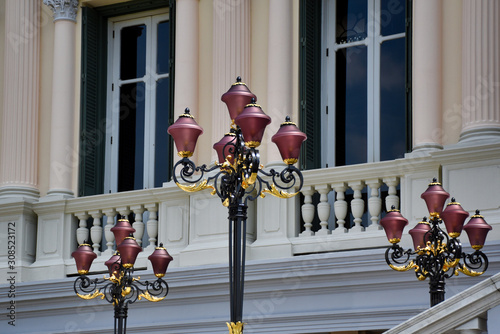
[104,11,170,193]
[299,0,412,170]
[78,0,175,196]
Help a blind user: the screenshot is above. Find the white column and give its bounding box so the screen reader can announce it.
[44,0,79,197]
[265,0,293,163]
[212,0,251,158]
[411,0,443,153]
[0,0,41,200]
[460,0,500,142]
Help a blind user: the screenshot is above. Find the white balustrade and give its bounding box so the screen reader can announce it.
[89,210,103,255]
[131,205,145,246]
[333,183,348,234]
[316,185,331,235]
[366,179,382,231]
[145,203,158,251]
[384,177,400,211]
[349,181,366,232]
[75,212,89,245]
[300,186,315,237]
[103,208,116,256]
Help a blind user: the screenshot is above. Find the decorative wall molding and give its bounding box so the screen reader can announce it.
[43,0,79,22]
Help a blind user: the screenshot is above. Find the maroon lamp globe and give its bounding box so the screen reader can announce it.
[213,132,236,165]
[221,76,257,121]
[271,116,307,165]
[463,210,492,250]
[105,252,122,277]
[167,108,204,158]
[379,207,409,244]
[110,217,136,247]
[420,179,450,217]
[148,243,173,278]
[117,236,142,268]
[440,198,469,238]
[72,243,97,275]
[234,99,271,148]
[409,218,432,251]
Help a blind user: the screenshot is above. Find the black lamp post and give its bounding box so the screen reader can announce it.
[72,217,173,334]
[167,77,306,333]
[380,179,492,307]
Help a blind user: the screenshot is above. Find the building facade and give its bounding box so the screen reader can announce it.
[1,0,500,333]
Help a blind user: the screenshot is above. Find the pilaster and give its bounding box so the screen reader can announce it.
[0,0,41,200]
[265,0,293,164]
[43,0,79,198]
[211,0,251,161]
[411,0,444,154]
[460,0,500,143]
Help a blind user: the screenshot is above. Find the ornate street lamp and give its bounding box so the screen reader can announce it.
[168,77,306,333]
[380,179,492,307]
[72,217,173,334]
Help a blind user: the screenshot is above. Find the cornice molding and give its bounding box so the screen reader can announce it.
[43,0,79,22]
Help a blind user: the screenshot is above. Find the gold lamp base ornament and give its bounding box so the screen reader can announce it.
[227,321,244,334]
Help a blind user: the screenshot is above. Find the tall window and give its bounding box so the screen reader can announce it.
[300,0,411,169]
[105,13,170,193]
[78,0,174,196]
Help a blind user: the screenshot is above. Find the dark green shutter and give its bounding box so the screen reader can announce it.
[299,0,322,170]
[78,7,107,196]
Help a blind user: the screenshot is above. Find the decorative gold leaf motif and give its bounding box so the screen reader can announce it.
[227,321,244,334]
[138,291,166,302]
[389,260,416,272]
[175,180,215,193]
[458,265,484,277]
[261,184,298,199]
[77,290,105,300]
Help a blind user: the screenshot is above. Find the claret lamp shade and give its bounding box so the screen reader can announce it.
[421,179,450,217]
[221,76,257,121]
[168,108,204,158]
[117,235,142,268]
[379,207,408,244]
[72,243,97,275]
[105,252,122,277]
[234,99,271,148]
[409,218,432,250]
[271,116,307,165]
[148,243,173,278]
[464,210,492,250]
[440,198,469,238]
[213,131,236,165]
[111,217,136,246]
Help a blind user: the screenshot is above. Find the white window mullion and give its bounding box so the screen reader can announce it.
[143,16,154,189]
[323,0,336,168]
[367,0,378,163]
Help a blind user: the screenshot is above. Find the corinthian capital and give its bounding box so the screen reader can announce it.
[43,0,79,22]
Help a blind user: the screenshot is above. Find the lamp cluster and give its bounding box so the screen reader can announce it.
[72,217,173,334]
[380,179,492,306]
[167,77,307,334]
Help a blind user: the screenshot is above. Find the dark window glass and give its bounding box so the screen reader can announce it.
[155,78,170,187]
[335,45,368,166]
[381,0,406,36]
[120,24,147,80]
[118,82,146,191]
[157,20,170,75]
[336,0,367,44]
[380,38,406,161]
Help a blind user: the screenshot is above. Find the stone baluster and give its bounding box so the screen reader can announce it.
[366,179,382,231]
[315,185,331,235]
[349,181,365,232]
[89,210,103,255]
[102,209,116,256]
[300,187,315,237]
[145,204,158,251]
[131,205,145,247]
[383,177,400,211]
[75,212,89,245]
[332,183,348,233]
